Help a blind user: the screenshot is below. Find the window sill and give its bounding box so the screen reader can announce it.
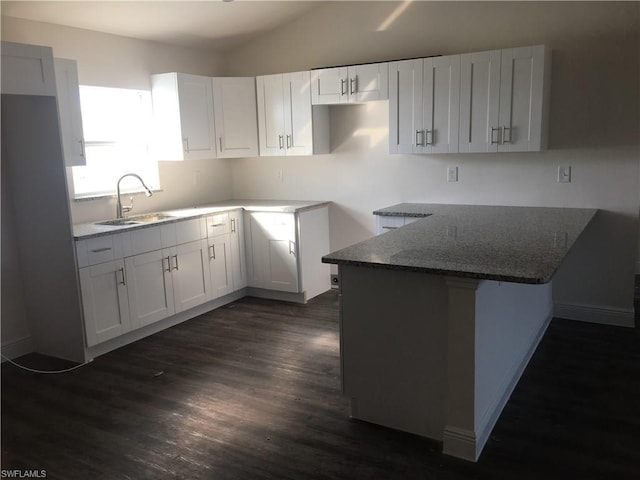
[73,189,163,202]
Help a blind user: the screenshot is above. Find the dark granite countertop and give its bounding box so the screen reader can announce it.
[324,203,597,284]
[74,200,329,240]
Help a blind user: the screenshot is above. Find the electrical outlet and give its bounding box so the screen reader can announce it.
[447,166,458,182]
[558,166,571,183]
[330,274,339,288]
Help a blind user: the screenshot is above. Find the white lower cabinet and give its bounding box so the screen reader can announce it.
[208,233,233,299]
[79,259,131,347]
[229,210,247,290]
[246,211,299,293]
[125,249,176,328]
[172,239,212,313]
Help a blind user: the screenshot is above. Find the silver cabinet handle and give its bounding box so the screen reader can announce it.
[490,127,500,144]
[90,247,112,253]
[219,137,223,152]
[286,134,291,149]
[183,138,189,152]
[211,244,216,260]
[382,226,398,230]
[289,240,296,257]
[350,76,357,95]
[501,126,511,144]
[425,129,434,145]
[231,218,236,233]
[340,78,347,95]
[278,134,284,149]
[163,256,171,273]
[117,267,126,286]
[79,139,85,158]
[415,130,424,146]
[172,255,179,271]
[211,223,225,228]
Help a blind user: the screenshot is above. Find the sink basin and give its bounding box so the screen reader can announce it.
[95,213,176,226]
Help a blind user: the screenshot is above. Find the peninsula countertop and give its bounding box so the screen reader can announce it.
[73,200,329,240]
[323,203,597,284]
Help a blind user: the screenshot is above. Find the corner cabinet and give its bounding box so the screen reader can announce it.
[256,71,329,156]
[459,45,550,153]
[245,205,331,302]
[311,62,389,104]
[212,77,259,158]
[389,55,461,154]
[151,73,259,160]
[54,58,86,166]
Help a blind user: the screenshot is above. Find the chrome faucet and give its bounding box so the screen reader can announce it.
[116,173,153,218]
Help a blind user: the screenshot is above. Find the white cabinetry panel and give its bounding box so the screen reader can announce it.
[54,58,86,166]
[79,260,131,347]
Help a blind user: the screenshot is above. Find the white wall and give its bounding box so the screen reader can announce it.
[225,1,640,321]
[1,16,234,224]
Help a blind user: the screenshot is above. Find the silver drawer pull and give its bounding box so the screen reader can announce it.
[117,267,126,286]
[211,223,225,227]
[90,247,112,253]
[382,226,398,230]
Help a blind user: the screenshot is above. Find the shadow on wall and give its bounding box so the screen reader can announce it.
[328,202,375,252]
[554,209,638,312]
[548,33,639,150]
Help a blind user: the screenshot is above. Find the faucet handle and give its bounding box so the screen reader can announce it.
[122,196,134,215]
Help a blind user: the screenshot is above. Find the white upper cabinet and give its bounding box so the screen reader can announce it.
[151,72,217,161]
[419,55,460,154]
[311,62,389,105]
[54,58,86,166]
[497,45,549,152]
[212,77,259,158]
[460,45,549,153]
[389,55,460,154]
[1,41,56,96]
[256,71,329,156]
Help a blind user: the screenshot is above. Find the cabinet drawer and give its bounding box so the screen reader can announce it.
[207,212,230,237]
[160,218,204,247]
[76,234,125,267]
[128,226,162,256]
[376,216,405,235]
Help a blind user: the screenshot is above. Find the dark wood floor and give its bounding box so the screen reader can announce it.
[2,290,640,479]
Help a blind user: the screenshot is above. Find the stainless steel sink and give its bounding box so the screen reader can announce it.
[95,213,176,226]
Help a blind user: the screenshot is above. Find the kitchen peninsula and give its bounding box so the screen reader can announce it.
[322,203,597,461]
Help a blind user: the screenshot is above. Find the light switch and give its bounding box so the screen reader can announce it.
[558,166,571,183]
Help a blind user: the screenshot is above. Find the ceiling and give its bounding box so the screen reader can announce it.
[0,1,324,52]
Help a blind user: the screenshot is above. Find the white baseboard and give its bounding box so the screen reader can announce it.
[553,303,634,328]
[1,336,34,361]
[442,426,477,461]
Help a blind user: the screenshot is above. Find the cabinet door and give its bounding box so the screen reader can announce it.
[311,67,348,105]
[208,234,233,299]
[284,71,314,156]
[125,249,175,328]
[229,210,247,290]
[349,63,389,103]
[1,41,56,96]
[54,58,86,166]
[177,73,217,160]
[422,55,460,154]
[459,50,501,153]
[248,212,299,292]
[389,59,422,154]
[79,260,131,347]
[172,239,212,313]
[498,45,546,152]
[212,77,259,158]
[256,74,286,156]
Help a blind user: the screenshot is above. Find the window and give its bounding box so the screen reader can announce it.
[71,86,160,198]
